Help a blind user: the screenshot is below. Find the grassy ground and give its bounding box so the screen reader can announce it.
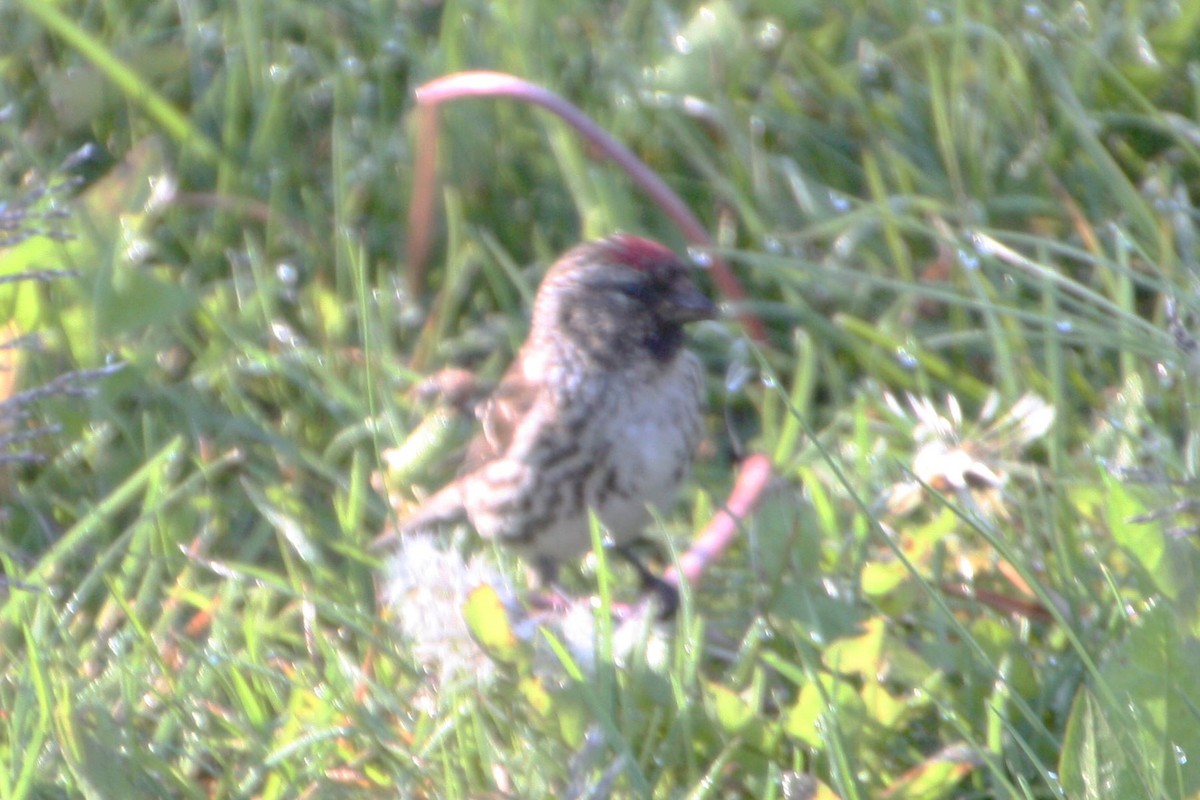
[3,0,1200,797]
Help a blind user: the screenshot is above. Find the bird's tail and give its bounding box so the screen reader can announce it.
[369,482,467,551]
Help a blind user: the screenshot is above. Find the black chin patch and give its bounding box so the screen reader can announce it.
[645,324,684,362]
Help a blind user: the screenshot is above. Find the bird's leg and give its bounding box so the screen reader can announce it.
[525,557,576,614]
[529,556,560,588]
[613,543,679,618]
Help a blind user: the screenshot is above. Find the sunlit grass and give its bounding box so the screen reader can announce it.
[2,0,1199,797]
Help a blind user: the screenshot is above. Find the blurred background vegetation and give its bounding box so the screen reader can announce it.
[2,0,1200,797]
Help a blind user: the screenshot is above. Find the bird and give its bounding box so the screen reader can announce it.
[376,234,715,605]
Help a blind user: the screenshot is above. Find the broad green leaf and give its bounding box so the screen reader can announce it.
[463,584,530,668]
[1061,604,1200,799]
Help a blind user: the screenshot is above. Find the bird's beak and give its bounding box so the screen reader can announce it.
[663,283,718,323]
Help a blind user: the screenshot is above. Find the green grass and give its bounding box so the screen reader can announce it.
[3,0,1200,797]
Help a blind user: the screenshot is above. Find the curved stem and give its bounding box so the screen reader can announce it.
[406,70,766,342]
[665,453,774,589]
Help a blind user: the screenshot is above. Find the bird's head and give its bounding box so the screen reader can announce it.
[531,234,716,367]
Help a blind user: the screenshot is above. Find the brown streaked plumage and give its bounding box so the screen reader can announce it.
[377,234,714,587]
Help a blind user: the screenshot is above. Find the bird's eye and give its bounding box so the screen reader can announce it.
[594,279,645,300]
[610,280,664,303]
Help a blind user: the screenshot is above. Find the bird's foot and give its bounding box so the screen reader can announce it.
[614,543,679,619]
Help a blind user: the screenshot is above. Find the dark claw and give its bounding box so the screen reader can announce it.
[614,543,679,619]
[531,556,560,588]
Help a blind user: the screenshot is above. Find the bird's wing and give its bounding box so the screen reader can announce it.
[373,360,557,550]
[369,478,467,550]
[457,363,586,545]
[462,361,541,472]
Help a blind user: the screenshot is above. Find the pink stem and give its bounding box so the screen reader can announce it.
[664,453,774,589]
[406,103,440,297]
[406,70,766,342]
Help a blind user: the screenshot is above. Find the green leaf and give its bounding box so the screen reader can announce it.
[1106,471,1200,630]
[463,584,531,668]
[784,674,864,750]
[1060,603,1200,799]
[881,743,980,800]
[708,680,756,733]
[822,617,885,678]
[705,678,780,753]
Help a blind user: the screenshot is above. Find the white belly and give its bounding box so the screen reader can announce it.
[510,352,704,562]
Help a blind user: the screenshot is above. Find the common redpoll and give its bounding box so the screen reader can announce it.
[378,234,714,602]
